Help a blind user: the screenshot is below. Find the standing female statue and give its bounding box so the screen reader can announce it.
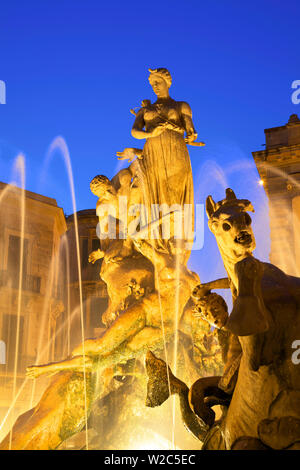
[131,68,199,261]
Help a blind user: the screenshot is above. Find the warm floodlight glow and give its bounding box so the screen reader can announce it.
[132,432,181,450]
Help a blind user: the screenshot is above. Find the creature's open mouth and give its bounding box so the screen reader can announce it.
[234,231,252,245]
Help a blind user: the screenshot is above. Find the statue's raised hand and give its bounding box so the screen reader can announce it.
[116,147,143,162]
[88,249,105,264]
[185,131,198,144]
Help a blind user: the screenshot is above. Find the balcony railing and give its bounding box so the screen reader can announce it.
[0,270,41,293]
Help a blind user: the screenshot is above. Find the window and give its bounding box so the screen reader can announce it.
[0,314,24,372]
[7,235,29,289]
[92,238,100,251]
[81,238,89,270]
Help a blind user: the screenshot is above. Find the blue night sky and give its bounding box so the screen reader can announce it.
[0,0,300,285]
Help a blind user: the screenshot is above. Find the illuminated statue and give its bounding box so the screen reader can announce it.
[146,189,300,450]
[25,239,200,376]
[0,69,211,450]
[131,67,203,264]
[88,167,154,326]
[0,238,203,449]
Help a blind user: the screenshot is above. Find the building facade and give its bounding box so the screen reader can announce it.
[0,182,67,438]
[253,114,300,275]
[0,184,107,440]
[54,209,107,359]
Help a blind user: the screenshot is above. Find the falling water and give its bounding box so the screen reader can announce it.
[28,240,69,410]
[170,242,182,450]
[258,162,300,276]
[0,139,275,450]
[0,303,84,440]
[46,136,89,450]
[0,181,18,204]
[9,155,25,450]
[59,234,72,356]
[152,246,173,447]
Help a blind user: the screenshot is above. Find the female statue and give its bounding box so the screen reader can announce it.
[131,68,198,261]
[0,70,202,450]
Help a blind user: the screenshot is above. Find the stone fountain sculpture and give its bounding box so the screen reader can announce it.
[0,68,217,450]
[145,189,300,450]
[2,69,299,451]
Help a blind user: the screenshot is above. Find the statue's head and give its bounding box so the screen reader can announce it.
[206,188,256,260]
[193,292,229,329]
[90,175,116,198]
[148,68,172,98]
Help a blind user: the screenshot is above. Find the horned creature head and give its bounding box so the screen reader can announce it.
[206,188,256,260]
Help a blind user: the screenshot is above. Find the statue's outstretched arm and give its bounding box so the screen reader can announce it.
[131,109,149,140]
[180,101,198,143]
[192,278,230,298]
[116,147,143,162]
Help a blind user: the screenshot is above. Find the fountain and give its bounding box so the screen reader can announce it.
[145,188,300,449]
[0,69,299,450]
[0,67,218,450]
